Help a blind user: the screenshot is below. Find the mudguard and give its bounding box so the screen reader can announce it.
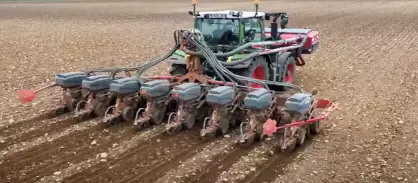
[55,72,86,88]
[206,86,235,106]
[139,80,170,98]
[171,83,201,101]
[81,75,112,92]
[273,51,292,81]
[243,88,273,110]
[264,28,319,54]
[109,77,141,95]
[284,93,313,114]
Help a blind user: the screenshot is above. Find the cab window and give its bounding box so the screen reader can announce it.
[243,18,263,42]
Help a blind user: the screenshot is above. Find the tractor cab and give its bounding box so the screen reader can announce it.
[191,10,268,47]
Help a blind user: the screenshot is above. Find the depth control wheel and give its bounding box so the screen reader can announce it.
[121,107,135,122]
[183,110,198,130]
[296,127,307,146]
[66,98,79,112]
[93,102,110,117]
[310,110,321,134]
[151,104,167,125]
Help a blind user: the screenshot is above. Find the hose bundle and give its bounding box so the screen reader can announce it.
[178,29,304,92]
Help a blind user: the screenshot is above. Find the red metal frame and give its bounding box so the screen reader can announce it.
[263,100,339,136]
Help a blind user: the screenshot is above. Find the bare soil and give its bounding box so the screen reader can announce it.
[0,0,417,183]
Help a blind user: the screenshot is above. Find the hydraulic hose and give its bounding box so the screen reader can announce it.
[180,31,265,89]
[178,30,235,88]
[221,39,307,66]
[181,31,267,89]
[180,30,303,92]
[136,30,182,76]
[185,36,302,57]
[83,31,181,79]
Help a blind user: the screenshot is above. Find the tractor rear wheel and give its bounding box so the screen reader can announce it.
[235,56,270,88]
[282,56,296,83]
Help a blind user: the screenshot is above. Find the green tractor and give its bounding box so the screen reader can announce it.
[167,2,319,88]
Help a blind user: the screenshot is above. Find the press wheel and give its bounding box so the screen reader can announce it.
[122,107,135,122]
[151,104,167,125]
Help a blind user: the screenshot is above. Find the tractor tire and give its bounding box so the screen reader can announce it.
[235,56,270,88]
[281,56,296,84]
[169,64,188,76]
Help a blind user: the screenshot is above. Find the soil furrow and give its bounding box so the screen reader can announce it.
[0,110,58,137]
[121,136,218,183]
[183,143,259,183]
[0,114,76,151]
[38,126,165,183]
[243,138,315,183]
[0,118,97,160]
[90,131,204,183]
[20,122,136,183]
[0,119,101,182]
[0,118,99,161]
[215,138,277,183]
[154,134,239,183]
[64,129,198,182]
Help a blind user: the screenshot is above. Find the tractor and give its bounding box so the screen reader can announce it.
[167,6,319,87]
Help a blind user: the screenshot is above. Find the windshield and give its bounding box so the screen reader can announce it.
[195,18,240,46]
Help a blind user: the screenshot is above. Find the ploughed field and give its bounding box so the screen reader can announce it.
[1,0,417,182]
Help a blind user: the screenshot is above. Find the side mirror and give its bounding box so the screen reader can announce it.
[311,90,318,95]
[188,11,194,16]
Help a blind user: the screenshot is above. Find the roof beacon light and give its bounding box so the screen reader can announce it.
[254,0,260,17]
[192,0,197,16]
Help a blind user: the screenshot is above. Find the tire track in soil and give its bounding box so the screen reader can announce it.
[183,143,259,183]
[0,114,76,151]
[0,119,134,183]
[64,129,202,183]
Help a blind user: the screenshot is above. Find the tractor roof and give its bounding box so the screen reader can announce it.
[196,10,265,19]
